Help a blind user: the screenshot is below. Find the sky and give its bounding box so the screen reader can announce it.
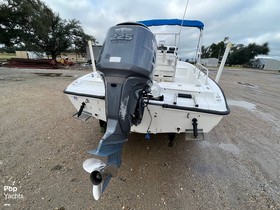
[42,0,280,60]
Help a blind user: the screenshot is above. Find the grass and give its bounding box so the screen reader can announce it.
[0,53,16,60]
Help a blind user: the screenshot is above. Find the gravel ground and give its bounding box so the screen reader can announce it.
[0,67,279,210]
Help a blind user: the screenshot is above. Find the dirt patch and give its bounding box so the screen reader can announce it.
[1,67,279,209]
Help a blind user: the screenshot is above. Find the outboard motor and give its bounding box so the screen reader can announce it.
[83,22,156,200]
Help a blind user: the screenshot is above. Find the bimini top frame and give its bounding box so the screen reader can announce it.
[138,18,204,67]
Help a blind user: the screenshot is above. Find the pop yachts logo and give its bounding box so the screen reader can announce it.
[3,185,24,201]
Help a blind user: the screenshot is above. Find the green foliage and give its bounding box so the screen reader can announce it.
[227,42,269,66]
[70,22,95,56]
[0,0,95,59]
[201,37,270,66]
[0,0,30,47]
[201,37,229,60]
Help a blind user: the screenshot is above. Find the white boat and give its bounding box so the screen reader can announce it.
[64,19,230,200]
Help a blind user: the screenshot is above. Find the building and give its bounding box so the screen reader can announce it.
[251,58,280,71]
[16,51,46,59]
[15,51,85,62]
[200,58,219,67]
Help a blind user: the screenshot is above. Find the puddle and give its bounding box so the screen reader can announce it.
[218,143,240,155]
[228,99,280,130]
[227,99,256,111]
[62,74,73,77]
[34,73,62,77]
[34,73,74,77]
[237,81,257,88]
[197,140,212,148]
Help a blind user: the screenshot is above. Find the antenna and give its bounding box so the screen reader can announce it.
[177,0,190,49]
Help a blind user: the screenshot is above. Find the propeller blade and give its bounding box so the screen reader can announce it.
[83,158,106,173]
[92,184,102,200]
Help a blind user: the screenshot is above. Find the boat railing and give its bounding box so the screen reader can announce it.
[195,63,209,85]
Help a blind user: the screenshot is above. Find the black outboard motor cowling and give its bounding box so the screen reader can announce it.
[98,22,156,79]
[89,23,156,179]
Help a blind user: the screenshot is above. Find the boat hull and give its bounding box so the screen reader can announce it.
[65,93,223,134]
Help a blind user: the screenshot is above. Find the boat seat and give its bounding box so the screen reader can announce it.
[154,52,177,82]
[157,44,168,52]
[167,47,176,54]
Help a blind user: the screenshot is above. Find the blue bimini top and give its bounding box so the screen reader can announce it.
[137,19,204,30]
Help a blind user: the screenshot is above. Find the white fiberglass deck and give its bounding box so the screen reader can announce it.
[66,59,227,113]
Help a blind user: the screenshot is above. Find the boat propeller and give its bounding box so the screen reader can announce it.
[83,158,118,200]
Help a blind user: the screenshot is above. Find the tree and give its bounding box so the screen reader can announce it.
[201,45,209,58]
[0,0,31,47]
[70,23,95,57]
[201,37,270,66]
[227,42,269,66]
[201,37,229,60]
[0,0,95,59]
